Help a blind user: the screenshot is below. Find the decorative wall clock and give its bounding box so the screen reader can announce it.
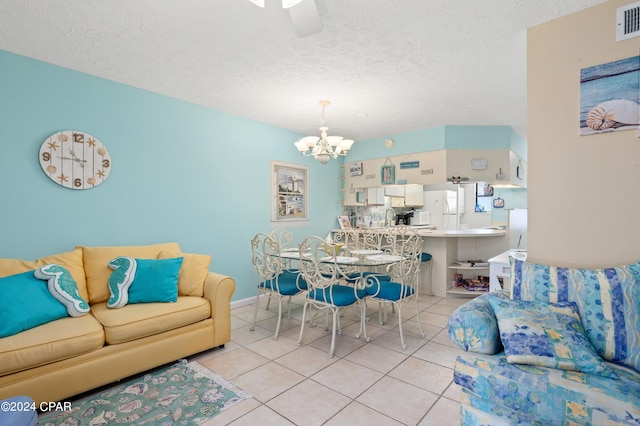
[39,131,111,189]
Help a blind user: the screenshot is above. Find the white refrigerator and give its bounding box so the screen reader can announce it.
[423,189,465,230]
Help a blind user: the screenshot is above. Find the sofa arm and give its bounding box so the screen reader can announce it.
[447,293,503,354]
[203,271,236,346]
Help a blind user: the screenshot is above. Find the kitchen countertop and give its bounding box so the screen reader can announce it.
[333,228,506,238]
[417,228,506,238]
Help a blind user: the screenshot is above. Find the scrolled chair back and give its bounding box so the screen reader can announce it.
[379,225,419,255]
[333,229,361,250]
[250,232,282,282]
[386,229,421,288]
[270,228,295,249]
[298,236,345,301]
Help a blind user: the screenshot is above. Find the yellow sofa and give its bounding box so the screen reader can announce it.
[0,242,235,405]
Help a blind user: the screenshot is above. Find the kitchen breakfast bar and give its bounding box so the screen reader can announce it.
[334,227,506,298]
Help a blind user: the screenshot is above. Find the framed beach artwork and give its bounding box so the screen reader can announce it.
[381,158,395,185]
[579,54,640,136]
[271,160,309,222]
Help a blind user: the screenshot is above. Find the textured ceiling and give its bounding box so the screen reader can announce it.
[0,0,607,142]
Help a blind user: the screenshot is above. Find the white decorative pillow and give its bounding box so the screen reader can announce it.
[107,256,137,308]
[34,264,90,317]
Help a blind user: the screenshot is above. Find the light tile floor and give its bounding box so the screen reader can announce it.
[192,294,469,425]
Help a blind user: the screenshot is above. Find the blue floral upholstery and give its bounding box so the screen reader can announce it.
[447,293,503,355]
[487,296,617,378]
[511,258,640,372]
[450,258,640,425]
[455,352,640,426]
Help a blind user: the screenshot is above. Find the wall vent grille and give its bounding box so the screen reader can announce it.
[617,2,640,41]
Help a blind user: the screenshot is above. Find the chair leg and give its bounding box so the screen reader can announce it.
[329,308,339,358]
[250,291,261,331]
[396,302,407,350]
[273,297,284,340]
[355,300,370,342]
[415,298,425,338]
[297,302,309,346]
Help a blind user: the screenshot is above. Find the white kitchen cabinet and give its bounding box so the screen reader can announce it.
[366,187,385,205]
[404,184,424,207]
[387,184,424,207]
[384,186,404,197]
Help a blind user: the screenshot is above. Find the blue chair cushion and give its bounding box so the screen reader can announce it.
[345,271,391,283]
[310,284,365,306]
[365,281,414,300]
[420,253,432,262]
[260,272,306,295]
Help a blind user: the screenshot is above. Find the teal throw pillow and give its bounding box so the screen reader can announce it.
[107,256,137,308]
[0,271,67,338]
[127,257,183,304]
[488,295,618,378]
[34,264,90,317]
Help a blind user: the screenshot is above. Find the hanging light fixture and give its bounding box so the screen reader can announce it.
[249,0,303,8]
[294,100,355,165]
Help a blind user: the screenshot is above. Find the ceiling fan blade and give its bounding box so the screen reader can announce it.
[289,0,323,37]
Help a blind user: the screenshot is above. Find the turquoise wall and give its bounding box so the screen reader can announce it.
[0,50,342,302]
[346,125,527,161]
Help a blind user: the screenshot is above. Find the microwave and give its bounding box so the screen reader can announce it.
[412,211,431,225]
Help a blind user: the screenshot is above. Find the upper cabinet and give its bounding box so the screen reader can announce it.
[366,187,385,205]
[342,148,526,205]
[446,149,527,188]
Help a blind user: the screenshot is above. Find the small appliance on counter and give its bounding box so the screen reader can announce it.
[395,212,413,225]
[412,211,431,226]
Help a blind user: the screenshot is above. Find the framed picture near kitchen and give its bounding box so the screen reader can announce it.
[271,160,309,222]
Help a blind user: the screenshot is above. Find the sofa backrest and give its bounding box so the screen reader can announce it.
[510,258,640,372]
[82,242,181,304]
[0,248,88,301]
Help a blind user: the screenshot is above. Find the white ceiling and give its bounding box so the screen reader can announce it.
[0,0,607,142]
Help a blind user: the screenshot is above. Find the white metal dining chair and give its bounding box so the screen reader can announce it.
[250,232,307,340]
[365,230,425,349]
[297,235,369,357]
[333,229,362,250]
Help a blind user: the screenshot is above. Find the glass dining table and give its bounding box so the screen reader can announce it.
[277,247,404,287]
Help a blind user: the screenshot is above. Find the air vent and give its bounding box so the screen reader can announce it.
[617,2,640,41]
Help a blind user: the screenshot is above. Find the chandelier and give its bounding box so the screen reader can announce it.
[294,100,355,165]
[249,0,303,8]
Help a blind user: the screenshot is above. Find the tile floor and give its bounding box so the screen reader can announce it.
[192,293,470,425]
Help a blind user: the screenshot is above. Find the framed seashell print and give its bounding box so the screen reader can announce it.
[579,55,640,136]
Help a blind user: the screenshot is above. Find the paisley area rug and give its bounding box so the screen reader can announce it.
[38,360,251,425]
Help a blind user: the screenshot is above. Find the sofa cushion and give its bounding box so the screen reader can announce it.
[454,352,640,426]
[511,258,640,372]
[158,251,211,297]
[0,315,105,376]
[34,264,90,317]
[82,242,181,304]
[0,271,68,338]
[0,248,88,301]
[91,296,210,345]
[128,257,182,304]
[447,293,503,355]
[488,295,617,378]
